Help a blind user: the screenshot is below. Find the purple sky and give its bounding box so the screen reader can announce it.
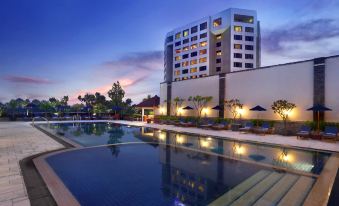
[1,0,339,104]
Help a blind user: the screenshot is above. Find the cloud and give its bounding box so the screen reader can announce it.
[3,75,55,84]
[261,18,339,65]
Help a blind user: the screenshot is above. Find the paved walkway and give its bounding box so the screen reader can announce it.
[0,122,63,206]
[112,120,339,152]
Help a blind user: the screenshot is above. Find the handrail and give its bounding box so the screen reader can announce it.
[32,116,50,127]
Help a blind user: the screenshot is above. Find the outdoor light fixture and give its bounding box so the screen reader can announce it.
[176,135,184,144]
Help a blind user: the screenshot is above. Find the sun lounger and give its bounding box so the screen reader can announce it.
[254,122,271,134]
[199,120,214,129]
[296,125,311,139]
[211,122,229,130]
[321,126,338,140]
[239,122,254,133]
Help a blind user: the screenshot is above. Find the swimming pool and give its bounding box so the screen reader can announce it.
[36,122,334,206]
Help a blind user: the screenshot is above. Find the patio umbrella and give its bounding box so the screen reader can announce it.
[182,106,193,110]
[212,105,223,110]
[250,105,267,126]
[307,104,332,131]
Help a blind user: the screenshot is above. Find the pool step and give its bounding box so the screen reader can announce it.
[277,176,315,206]
[230,172,284,206]
[208,170,271,206]
[253,173,299,206]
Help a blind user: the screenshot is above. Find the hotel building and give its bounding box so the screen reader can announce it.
[164,8,260,82]
[160,8,339,123]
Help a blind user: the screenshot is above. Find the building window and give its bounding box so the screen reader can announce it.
[183,38,189,44]
[190,59,197,65]
[234,14,254,24]
[200,22,207,30]
[234,44,242,49]
[191,51,197,57]
[234,53,242,58]
[174,70,180,76]
[216,58,221,63]
[166,36,173,43]
[190,75,197,79]
[245,36,254,41]
[191,36,198,41]
[216,67,221,72]
[199,41,207,47]
[199,66,207,71]
[183,29,189,37]
[200,32,207,39]
[234,35,242,40]
[175,49,181,54]
[199,57,207,63]
[183,46,189,51]
[175,78,180,81]
[175,41,181,47]
[216,42,221,47]
[245,63,253,68]
[234,26,242,32]
[213,18,222,27]
[216,34,222,40]
[182,54,189,59]
[190,67,197,73]
[245,45,254,50]
[182,69,188,74]
[234,62,242,67]
[175,32,181,39]
[175,63,180,68]
[182,61,189,67]
[245,54,253,59]
[175,56,181,61]
[191,26,198,34]
[182,77,188,80]
[199,74,207,77]
[245,27,254,33]
[191,44,197,50]
[199,49,207,55]
[216,50,222,56]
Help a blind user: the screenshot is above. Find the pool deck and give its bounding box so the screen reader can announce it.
[111,120,339,152]
[0,122,63,206]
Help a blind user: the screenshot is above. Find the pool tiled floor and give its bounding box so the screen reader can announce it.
[0,122,63,206]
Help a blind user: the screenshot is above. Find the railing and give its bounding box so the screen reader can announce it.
[72,115,81,121]
[32,116,50,127]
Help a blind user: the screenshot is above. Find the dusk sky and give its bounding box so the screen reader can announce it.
[1,0,339,104]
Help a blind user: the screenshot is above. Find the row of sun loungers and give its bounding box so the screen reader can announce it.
[297,125,338,140]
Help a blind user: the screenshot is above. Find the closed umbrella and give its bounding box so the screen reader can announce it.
[307,104,332,131]
[250,105,267,126]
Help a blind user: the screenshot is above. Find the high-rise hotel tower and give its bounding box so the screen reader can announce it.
[164,8,260,82]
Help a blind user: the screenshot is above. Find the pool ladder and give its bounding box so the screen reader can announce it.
[72,115,82,121]
[32,116,50,127]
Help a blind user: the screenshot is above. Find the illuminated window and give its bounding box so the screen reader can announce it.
[234,44,242,49]
[175,56,181,61]
[190,75,197,79]
[199,41,207,47]
[174,70,180,76]
[175,78,180,81]
[199,49,207,55]
[182,69,188,74]
[183,29,189,37]
[182,76,188,80]
[234,26,242,32]
[200,74,207,77]
[199,57,207,63]
[190,67,197,73]
[200,32,207,39]
[213,18,222,27]
[191,26,198,33]
[175,49,181,54]
[216,50,222,56]
[200,22,207,30]
[234,14,254,24]
[183,46,189,51]
[182,61,189,67]
[190,59,197,65]
[175,32,181,39]
[234,62,242,68]
[191,44,197,49]
[216,34,222,40]
[191,36,198,41]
